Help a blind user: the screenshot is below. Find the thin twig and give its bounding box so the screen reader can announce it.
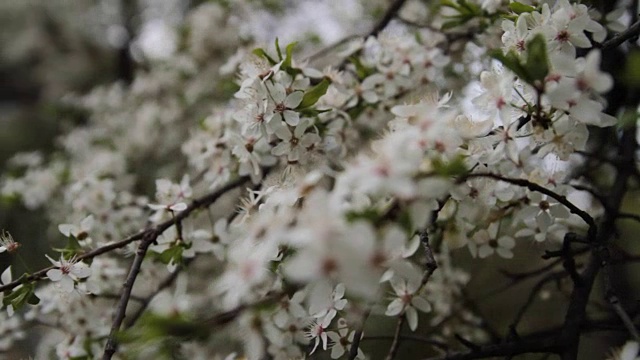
[123,262,185,329]
[103,229,159,360]
[420,335,560,360]
[600,19,640,49]
[368,0,409,37]
[600,245,640,341]
[509,271,568,332]
[348,308,370,360]
[617,212,640,223]
[462,173,597,238]
[362,335,449,351]
[0,175,250,294]
[305,34,362,63]
[99,175,252,359]
[385,315,406,360]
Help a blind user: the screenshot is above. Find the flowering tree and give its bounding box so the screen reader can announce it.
[1,0,640,359]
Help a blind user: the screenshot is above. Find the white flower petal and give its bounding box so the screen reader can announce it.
[406,307,418,331]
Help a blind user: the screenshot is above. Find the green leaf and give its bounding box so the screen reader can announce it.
[458,0,481,15]
[274,38,283,61]
[490,34,549,88]
[251,48,277,65]
[441,19,464,30]
[3,282,39,310]
[624,50,640,87]
[525,34,549,85]
[53,235,83,260]
[432,155,468,176]
[348,56,375,79]
[158,245,183,266]
[441,0,462,10]
[297,78,331,109]
[489,49,531,83]
[283,41,297,70]
[509,1,536,13]
[345,208,381,223]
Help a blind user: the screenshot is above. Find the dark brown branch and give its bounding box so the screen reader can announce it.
[383,230,439,360]
[100,175,252,359]
[0,175,250,294]
[123,262,185,329]
[348,309,370,360]
[617,212,640,223]
[600,19,640,49]
[368,0,409,37]
[103,229,158,359]
[601,246,640,341]
[559,122,638,359]
[421,335,560,360]
[385,315,406,360]
[462,173,597,238]
[362,334,449,351]
[509,271,569,332]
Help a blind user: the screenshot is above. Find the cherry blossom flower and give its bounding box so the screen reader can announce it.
[45,255,92,293]
[0,266,15,316]
[518,192,570,232]
[0,231,20,254]
[58,215,94,243]
[327,318,364,359]
[271,118,321,162]
[266,82,304,127]
[469,222,516,259]
[308,282,348,327]
[608,341,640,360]
[305,319,329,354]
[148,175,192,212]
[385,277,432,331]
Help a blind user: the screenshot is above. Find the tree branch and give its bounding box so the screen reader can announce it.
[102,229,158,359]
[368,0,409,37]
[600,19,640,49]
[0,175,250,294]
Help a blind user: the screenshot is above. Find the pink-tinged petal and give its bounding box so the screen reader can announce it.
[169,203,188,212]
[385,298,404,316]
[1,266,11,284]
[47,269,63,281]
[274,125,292,141]
[331,343,346,359]
[80,215,94,231]
[288,146,301,162]
[285,91,304,108]
[72,264,92,278]
[389,277,405,295]
[301,133,321,147]
[498,236,515,249]
[58,224,74,237]
[497,248,514,259]
[269,83,287,103]
[536,212,552,232]
[59,276,75,292]
[412,297,432,313]
[148,203,167,211]
[283,111,300,126]
[45,254,62,267]
[478,245,493,258]
[271,142,290,157]
[406,307,419,331]
[321,332,329,350]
